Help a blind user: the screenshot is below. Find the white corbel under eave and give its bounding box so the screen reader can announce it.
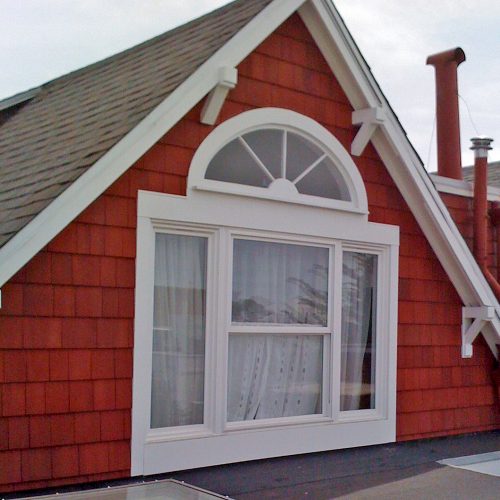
[462,306,495,358]
[351,106,385,156]
[200,66,238,125]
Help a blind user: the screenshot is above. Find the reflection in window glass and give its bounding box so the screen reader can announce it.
[295,157,351,201]
[341,252,377,411]
[151,234,207,428]
[242,129,283,179]
[232,239,329,325]
[204,128,354,203]
[205,140,271,187]
[285,132,323,182]
[227,334,323,421]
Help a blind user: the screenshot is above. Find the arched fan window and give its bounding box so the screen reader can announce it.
[188,108,368,213]
[205,129,351,201]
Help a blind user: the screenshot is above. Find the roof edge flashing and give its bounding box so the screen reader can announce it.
[0,87,41,112]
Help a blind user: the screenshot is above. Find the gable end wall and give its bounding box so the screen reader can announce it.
[0,14,498,493]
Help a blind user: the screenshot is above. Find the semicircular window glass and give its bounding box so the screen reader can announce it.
[205,128,351,201]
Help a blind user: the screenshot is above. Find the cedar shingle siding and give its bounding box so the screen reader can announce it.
[0,0,272,249]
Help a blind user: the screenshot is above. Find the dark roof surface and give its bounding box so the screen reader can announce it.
[462,161,500,187]
[0,0,273,249]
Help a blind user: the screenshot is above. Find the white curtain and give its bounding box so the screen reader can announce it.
[228,239,327,421]
[340,252,377,411]
[232,239,328,325]
[150,234,207,428]
[227,335,323,421]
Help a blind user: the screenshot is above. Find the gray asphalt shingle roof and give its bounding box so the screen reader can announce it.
[0,0,273,249]
[462,161,500,188]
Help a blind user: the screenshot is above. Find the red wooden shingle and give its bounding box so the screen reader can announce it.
[69,381,94,413]
[8,416,29,449]
[93,380,116,411]
[2,384,26,416]
[21,448,52,481]
[29,415,51,448]
[74,412,100,444]
[45,382,69,414]
[26,383,46,415]
[0,450,22,484]
[50,414,75,446]
[52,445,79,478]
[26,351,50,382]
[79,442,109,475]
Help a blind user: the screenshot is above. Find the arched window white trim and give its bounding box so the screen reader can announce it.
[188,108,369,214]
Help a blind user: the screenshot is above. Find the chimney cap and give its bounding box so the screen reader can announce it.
[471,136,494,159]
[427,47,466,66]
[470,136,494,150]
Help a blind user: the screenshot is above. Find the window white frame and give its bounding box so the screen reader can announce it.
[188,108,369,214]
[132,192,398,475]
[225,231,334,429]
[132,109,398,475]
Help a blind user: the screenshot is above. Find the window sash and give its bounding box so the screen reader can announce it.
[231,238,330,327]
[143,224,388,437]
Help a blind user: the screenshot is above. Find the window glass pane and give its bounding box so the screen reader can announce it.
[295,157,351,201]
[151,234,207,428]
[242,129,283,179]
[285,132,323,182]
[341,252,377,411]
[232,239,329,325]
[205,139,271,187]
[227,334,323,421]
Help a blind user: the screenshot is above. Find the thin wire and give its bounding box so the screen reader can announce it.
[426,113,436,171]
[459,93,480,136]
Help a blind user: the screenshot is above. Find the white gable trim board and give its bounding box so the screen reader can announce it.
[0,0,307,288]
[0,0,497,357]
[300,0,500,355]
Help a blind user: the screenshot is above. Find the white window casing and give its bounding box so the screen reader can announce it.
[188,108,369,214]
[132,110,399,475]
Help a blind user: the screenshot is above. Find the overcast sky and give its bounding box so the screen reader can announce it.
[1,0,499,169]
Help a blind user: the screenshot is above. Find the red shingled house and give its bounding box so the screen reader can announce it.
[0,0,499,493]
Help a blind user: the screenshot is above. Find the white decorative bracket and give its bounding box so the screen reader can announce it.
[200,67,238,125]
[351,106,385,156]
[462,306,494,358]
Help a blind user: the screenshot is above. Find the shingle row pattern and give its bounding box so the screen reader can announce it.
[0,0,272,248]
[462,161,500,187]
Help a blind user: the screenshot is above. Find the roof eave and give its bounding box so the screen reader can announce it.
[0,0,306,287]
[301,0,500,356]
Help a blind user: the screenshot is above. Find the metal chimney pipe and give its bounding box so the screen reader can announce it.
[427,48,466,179]
[472,137,493,269]
[470,137,500,300]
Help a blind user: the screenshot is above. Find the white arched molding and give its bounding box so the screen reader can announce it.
[188,108,368,215]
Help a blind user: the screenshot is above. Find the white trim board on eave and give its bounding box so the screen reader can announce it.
[0,0,307,287]
[431,173,500,201]
[301,0,500,354]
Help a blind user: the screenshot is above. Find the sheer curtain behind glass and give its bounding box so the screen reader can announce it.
[228,239,327,421]
[232,239,328,325]
[340,252,377,411]
[151,234,207,428]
